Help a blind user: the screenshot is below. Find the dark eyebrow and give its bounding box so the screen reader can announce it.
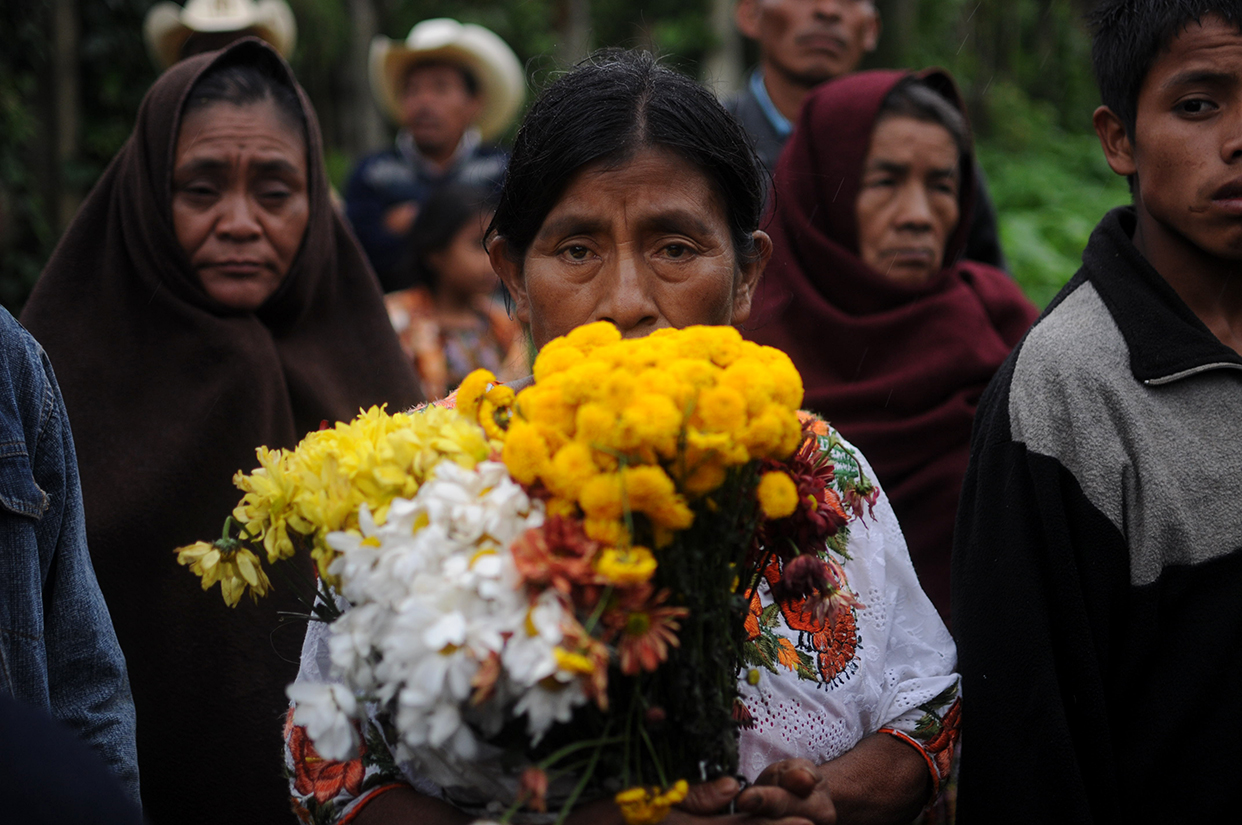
[536,214,609,241]
[537,209,716,241]
[1163,68,1236,91]
[252,158,302,177]
[636,208,714,237]
[174,158,227,177]
[866,160,909,175]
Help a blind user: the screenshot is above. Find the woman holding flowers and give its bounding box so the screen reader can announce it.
[21,40,420,825]
[282,50,958,825]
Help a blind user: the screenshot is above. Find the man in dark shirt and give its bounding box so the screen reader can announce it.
[345,19,523,290]
[725,0,1006,269]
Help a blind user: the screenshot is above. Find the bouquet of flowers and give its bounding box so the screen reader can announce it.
[176,322,875,824]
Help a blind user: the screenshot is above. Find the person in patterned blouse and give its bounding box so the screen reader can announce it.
[286,49,959,825]
[383,185,528,400]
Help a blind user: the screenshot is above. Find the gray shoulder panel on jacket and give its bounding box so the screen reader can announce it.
[1008,282,1242,585]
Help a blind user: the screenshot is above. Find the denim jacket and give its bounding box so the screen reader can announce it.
[0,307,140,805]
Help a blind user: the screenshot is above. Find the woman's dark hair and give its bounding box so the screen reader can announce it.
[182,45,305,134]
[876,77,970,158]
[403,184,495,291]
[1089,0,1242,140]
[489,49,764,265]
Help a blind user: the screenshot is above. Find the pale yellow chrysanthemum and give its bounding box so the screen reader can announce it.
[175,540,272,607]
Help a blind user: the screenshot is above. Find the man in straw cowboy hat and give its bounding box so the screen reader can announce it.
[345,19,524,291]
[143,0,296,69]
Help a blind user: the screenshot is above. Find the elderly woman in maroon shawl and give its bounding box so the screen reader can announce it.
[21,40,420,824]
[748,70,1038,627]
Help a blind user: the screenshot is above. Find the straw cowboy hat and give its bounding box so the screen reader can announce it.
[144,0,297,70]
[370,19,525,141]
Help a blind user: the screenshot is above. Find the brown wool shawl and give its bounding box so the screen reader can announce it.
[746,70,1038,628]
[21,40,421,824]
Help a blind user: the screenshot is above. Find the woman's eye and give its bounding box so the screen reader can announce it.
[560,244,590,261]
[662,243,691,259]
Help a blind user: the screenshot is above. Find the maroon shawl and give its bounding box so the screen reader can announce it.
[747,70,1037,626]
[21,40,420,824]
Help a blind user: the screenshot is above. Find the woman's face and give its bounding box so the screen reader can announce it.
[491,147,770,349]
[171,98,309,311]
[854,114,960,287]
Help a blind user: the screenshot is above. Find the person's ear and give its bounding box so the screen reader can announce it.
[488,236,530,324]
[864,5,882,53]
[731,229,772,325]
[1093,105,1137,178]
[735,0,761,40]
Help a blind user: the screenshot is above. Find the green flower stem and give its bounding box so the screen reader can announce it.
[536,735,624,771]
[554,719,613,825]
[638,718,669,789]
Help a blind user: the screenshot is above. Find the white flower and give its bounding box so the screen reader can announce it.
[287,682,359,760]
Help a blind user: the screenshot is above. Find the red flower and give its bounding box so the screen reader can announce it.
[510,516,604,603]
[519,766,549,813]
[286,716,364,805]
[732,698,755,729]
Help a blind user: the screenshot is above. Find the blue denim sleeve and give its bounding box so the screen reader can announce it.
[0,309,140,807]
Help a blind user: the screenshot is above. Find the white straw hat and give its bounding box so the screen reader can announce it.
[370,18,525,141]
[144,0,297,70]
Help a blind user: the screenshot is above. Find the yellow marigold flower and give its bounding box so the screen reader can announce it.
[533,344,585,382]
[694,385,747,433]
[618,394,682,457]
[579,472,624,521]
[757,471,799,519]
[575,403,619,452]
[546,441,599,500]
[741,405,803,460]
[560,360,612,405]
[601,371,638,412]
[760,349,805,410]
[720,357,774,415]
[456,369,498,425]
[615,780,690,825]
[519,384,577,442]
[564,320,621,351]
[584,518,627,546]
[665,357,718,392]
[502,418,551,486]
[595,545,657,585]
[175,541,272,607]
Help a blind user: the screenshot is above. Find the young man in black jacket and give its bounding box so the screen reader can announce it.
[952,2,1242,821]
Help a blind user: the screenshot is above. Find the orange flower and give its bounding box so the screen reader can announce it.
[519,766,550,813]
[510,516,603,600]
[607,594,689,676]
[286,717,364,805]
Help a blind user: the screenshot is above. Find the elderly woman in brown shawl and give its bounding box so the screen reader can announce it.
[21,40,421,824]
[748,70,1039,628]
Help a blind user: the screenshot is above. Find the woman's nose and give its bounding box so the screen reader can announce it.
[216,194,262,240]
[595,245,659,336]
[892,183,935,231]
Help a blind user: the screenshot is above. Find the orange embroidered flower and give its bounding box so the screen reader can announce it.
[287,719,364,805]
[926,699,962,778]
[744,590,762,641]
[776,637,799,670]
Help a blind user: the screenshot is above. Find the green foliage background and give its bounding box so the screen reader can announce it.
[1,0,1129,313]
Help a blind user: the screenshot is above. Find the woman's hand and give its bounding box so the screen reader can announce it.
[734,760,835,825]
